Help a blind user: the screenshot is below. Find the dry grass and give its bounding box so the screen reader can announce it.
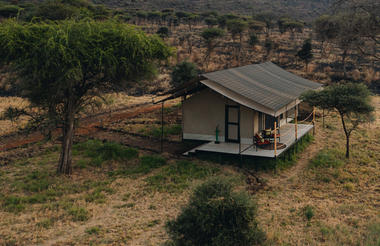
[0,142,236,246]
[0,93,167,137]
[0,97,378,246]
[0,97,29,136]
[255,96,380,246]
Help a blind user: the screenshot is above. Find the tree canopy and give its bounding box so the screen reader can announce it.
[302,83,374,158]
[170,61,199,88]
[167,177,265,246]
[0,19,172,174]
[297,39,313,71]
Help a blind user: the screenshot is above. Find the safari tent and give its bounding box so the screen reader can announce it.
[158,62,322,158]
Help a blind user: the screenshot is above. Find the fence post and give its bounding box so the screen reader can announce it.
[295,104,298,140]
[322,109,325,128]
[274,121,277,157]
[313,107,316,136]
[161,102,164,153]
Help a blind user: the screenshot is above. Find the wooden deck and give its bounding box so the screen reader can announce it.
[184,124,314,158]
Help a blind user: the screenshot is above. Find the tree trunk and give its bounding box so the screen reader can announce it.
[346,135,350,158]
[58,107,75,175]
[340,112,350,159]
[342,49,347,78]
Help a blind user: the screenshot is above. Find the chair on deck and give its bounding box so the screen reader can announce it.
[254,133,271,151]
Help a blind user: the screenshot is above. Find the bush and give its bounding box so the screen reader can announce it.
[157,26,170,38]
[170,61,199,88]
[0,5,20,18]
[304,205,314,221]
[166,177,265,246]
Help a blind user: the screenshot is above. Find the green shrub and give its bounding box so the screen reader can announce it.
[86,226,101,235]
[133,155,166,174]
[304,205,314,221]
[166,177,265,246]
[1,196,25,213]
[309,149,344,169]
[74,140,138,166]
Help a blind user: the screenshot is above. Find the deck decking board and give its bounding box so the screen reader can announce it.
[184,124,313,158]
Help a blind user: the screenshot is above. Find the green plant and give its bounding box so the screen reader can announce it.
[74,140,138,166]
[0,19,171,174]
[145,160,219,193]
[36,218,55,229]
[85,191,106,204]
[170,61,199,88]
[302,83,374,158]
[135,155,167,174]
[309,149,344,169]
[75,159,88,169]
[68,207,89,222]
[166,177,266,246]
[304,205,314,221]
[1,196,25,213]
[363,221,380,246]
[86,226,101,235]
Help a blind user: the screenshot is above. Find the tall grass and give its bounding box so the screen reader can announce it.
[145,160,220,193]
[73,140,138,166]
[309,149,344,169]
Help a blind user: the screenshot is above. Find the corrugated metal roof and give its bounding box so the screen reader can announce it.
[202,62,321,111]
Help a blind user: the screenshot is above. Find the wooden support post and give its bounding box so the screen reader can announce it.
[274,121,277,157]
[322,109,325,128]
[313,107,316,136]
[295,105,298,140]
[238,105,242,167]
[161,102,164,153]
[285,105,288,123]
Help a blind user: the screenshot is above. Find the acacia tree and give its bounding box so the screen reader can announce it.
[254,12,276,37]
[302,83,374,158]
[314,15,339,56]
[170,61,199,88]
[226,19,248,43]
[226,19,248,62]
[0,19,171,174]
[297,39,313,72]
[201,28,225,67]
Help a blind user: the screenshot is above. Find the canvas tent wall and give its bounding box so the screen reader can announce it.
[155,62,322,145]
[183,88,259,144]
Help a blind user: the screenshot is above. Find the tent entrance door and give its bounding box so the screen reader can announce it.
[225,105,240,143]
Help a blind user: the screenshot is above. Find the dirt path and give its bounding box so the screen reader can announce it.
[0,102,174,152]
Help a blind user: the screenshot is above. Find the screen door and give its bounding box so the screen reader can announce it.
[225,105,240,143]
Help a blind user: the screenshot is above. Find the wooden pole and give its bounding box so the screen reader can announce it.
[313,106,316,135]
[161,102,164,153]
[285,105,288,123]
[274,121,277,157]
[295,105,298,140]
[239,105,242,167]
[322,109,325,128]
